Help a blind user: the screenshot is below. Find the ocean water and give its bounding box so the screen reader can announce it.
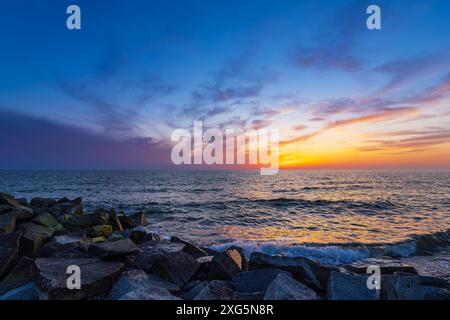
[1,170,449,264]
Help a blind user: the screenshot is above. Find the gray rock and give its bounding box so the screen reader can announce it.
[119,211,149,229]
[423,286,450,300]
[348,258,418,275]
[130,227,160,245]
[236,292,265,300]
[0,205,12,215]
[34,258,124,300]
[0,232,22,280]
[109,208,123,232]
[87,238,139,259]
[194,280,234,300]
[171,237,208,258]
[0,213,16,233]
[0,282,37,300]
[249,252,338,291]
[380,274,424,300]
[264,273,318,300]
[233,268,291,294]
[182,281,208,300]
[152,251,200,287]
[0,257,34,295]
[108,269,179,300]
[10,206,34,220]
[208,248,245,281]
[33,212,59,228]
[327,271,379,300]
[118,288,180,300]
[87,225,113,238]
[18,223,55,256]
[36,241,89,259]
[30,197,56,209]
[0,193,21,208]
[133,241,185,272]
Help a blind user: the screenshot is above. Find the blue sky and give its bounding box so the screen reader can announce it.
[0,0,449,169]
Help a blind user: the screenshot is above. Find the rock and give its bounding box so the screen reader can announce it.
[30,197,56,209]
[119,210,149,229]
[171,237,208,258]
[182,281,208,300]
[0,232,22,280]
[0,257,34,295]
[380,274,424,300]
[87,225,113,238]
[233,268,291,294]
[10,206,34,220]
[194,256,214,281]
[236,292,265,300]
[109,209,123,232]
[36,241,89,259]
[152,251,200,287]
[33,212,59,228]
[0,213,16,233]
[34,258,124,300]
[87,238,139,259]
[62,210,109,231]
[16,198,28,207]
[53,202,83,216]
[0,283,37,300]
[0,193,21,208]
[347,258,418,275]
[130,228,160,244]
[118,288,180,300]
[0,205,12,215]
[422,286,450,300]
[108,269,179,300]
[208,249,245,281]
[249,253,338,291]
[133,241,185,272]
[327,271,379,300]
[228,246,248,271]
[52,234,86,249]
[19,223,55,256]
[264,273,318,300]
[193,280,234,300]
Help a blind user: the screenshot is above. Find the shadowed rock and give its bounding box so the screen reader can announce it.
[208,248,245,281]
[152,251,200,287]
[34,258,124,300]
[193,280,234,300]
[347,258,418,275]
[18,223,55,256]
[0,282,37,300]
[87,238,139,259]
[0,213,16,233]
[0,257,34,295]
[0,232,22,280]
[130,227,160,245]
[380,274,424,300]
[171,236,208,258]
[264,273,318,300]
[327,271,379,300]
[133,241,185,272]
[233,268,291,295]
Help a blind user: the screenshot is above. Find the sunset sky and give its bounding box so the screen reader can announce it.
[0,0,449,169]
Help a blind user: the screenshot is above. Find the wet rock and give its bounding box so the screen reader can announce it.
[34,258,124,300]
[264,273,318,300]
[119,210,149,229]
[87,238,139,259]
[171,236,208,258]
[422,286,450,300]
[327,271,379,300]
[0,257,34,295]
[19,223,54,256]
[233,268,291,294]
[0,232,22,280]
[33,212,59,228]
[152,251,200,287]
[108,269,179,300]
[87,225,113,238]
[0,193,21,208]
[36,241,89,259]
[10,206,34,220]
[208,248,245,281]
[133,241,185,272]
[130,228,160,245]
[0,213,16,233]
[249,252,338,291]
[380,274,424,300]
[0,282,37,300]
[193,280,234,300]
[347,258,418,275]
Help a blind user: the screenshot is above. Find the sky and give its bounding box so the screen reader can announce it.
[0,0,449,169]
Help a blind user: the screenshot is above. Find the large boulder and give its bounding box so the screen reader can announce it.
[422,286,450,300]
[327,271,379,300]
[36,241,89,259]
[108,269,179,300]
[152,251,200,287]
[87,238,139,259]
[193,280,234,300]
[118,288,180,300]
[182,281,208,300]
[0,213,16,233]
[18,223,55,256]
[10,206,35,220]
[249,253,338,291]
[347,258,417,275]
[233,268,291,295]
[0,193,21,208]
[62,210,109,231]
[109,209,123,232]
[133,241,185,272]
[0,282,37,300]
[264,273,318,300]
[33,212,59,228]
[119,211,149,229]
[34,258,124,300]
[171,237,208,258]
[0,232,22,280]
[0,257,34,295]
[130,228,160,245]
[87,225,113,238]
[380,274,424,300]
[208,248,246,281]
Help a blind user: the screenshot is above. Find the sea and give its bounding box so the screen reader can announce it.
[1,170,449,265]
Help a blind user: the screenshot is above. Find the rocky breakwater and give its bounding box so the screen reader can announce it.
[0,192,449,300]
